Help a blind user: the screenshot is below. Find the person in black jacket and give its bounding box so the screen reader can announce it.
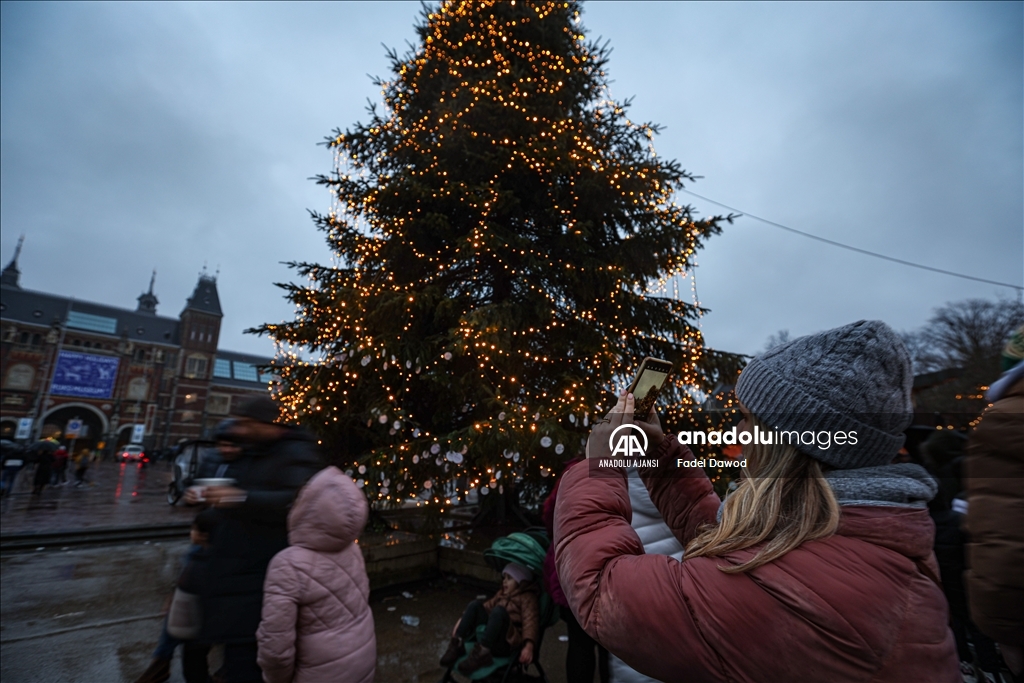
[185,396,323,683]
[921,431,1002,682]
[30,439,56,495]
[1,440,28,497]
[193,419,244,481]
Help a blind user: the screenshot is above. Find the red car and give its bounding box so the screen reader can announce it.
[118,445,148,463]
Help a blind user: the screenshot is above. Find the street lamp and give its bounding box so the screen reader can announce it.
[104,330,133,458]
[30,317,66,441]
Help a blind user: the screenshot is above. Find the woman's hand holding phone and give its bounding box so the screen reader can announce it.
[635,405,666,451]
[586,391,666,459]
[586,392,628,459]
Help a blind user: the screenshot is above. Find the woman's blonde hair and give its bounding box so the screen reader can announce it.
[685,416,841,573]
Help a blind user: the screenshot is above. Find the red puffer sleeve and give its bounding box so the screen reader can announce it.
[639,439,722,547]
[553,459,724,683]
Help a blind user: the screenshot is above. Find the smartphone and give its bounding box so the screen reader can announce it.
[627,357,674,418]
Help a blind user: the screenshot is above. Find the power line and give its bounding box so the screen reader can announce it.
[679,188,1024,292]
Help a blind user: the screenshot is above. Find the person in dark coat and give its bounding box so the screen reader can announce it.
[1,440,28,496]
[194,419,244,481]
[31,439,56,494]
[134,509,219,683]
[542,457,609,683]
[921,431,1002,681]
[185,397,323,683]
[966,341,1024,678]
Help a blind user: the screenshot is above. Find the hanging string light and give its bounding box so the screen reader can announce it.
[253,0,743,507]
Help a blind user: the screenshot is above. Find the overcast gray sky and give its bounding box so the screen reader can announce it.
[2,1,1021,359]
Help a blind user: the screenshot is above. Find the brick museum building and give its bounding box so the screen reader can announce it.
[0,240,272,455]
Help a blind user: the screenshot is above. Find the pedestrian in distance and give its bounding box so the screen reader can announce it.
[185,396,323,683]
[73,448,90,486]
[134,510,218,683]
[51,444,68,485]
[256,466,375,683]
[965,327,1024,680]
[30,438,56,495]
[440,561,540,675]
[556,320,960,682]
[1,440,28,497]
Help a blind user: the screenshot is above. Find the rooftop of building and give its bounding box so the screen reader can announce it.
[0,283,182,346]
[1,259,270,385]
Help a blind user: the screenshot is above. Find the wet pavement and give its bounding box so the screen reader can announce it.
[1,541,574,683]
[1,540,191,682]
[1,460,195,534]
[0,462,581,682]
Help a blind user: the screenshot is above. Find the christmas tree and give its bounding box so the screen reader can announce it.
[255,0,739,510]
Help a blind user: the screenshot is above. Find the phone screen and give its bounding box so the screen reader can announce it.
[629,358,673,417]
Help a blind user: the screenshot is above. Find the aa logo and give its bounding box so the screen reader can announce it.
[608,424,648,458]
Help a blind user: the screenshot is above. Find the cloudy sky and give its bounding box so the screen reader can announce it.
[2,1,1021,360]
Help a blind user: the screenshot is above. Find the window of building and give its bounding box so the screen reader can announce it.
[31,333,41,346]
[207,393,231,415]
[213,358,232,379]
[18,332,29,345]
[185,355,208,379]
[4,364,34,390]
[67,310,118,334]
[232,362,259,382]
[135,348,147,362]
[127,377,149,400]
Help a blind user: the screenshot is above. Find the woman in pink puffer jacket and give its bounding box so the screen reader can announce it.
[257,466,376,683]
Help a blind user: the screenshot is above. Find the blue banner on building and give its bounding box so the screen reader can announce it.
[50,351,120,399]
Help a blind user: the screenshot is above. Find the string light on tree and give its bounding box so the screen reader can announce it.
[252,0,743,507]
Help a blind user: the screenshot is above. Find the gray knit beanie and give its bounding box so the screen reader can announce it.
[735,320,913,469]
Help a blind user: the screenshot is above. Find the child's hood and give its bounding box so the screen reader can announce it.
[287,466,368,553]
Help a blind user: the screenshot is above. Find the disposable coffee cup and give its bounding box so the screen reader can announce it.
[190,478,236,503]
[194,478,236,488]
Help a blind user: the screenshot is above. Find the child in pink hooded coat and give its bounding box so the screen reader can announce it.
[257,466,376,683]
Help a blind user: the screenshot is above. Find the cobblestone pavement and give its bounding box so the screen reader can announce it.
[1,542,572,683]
[0,460,196,534]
